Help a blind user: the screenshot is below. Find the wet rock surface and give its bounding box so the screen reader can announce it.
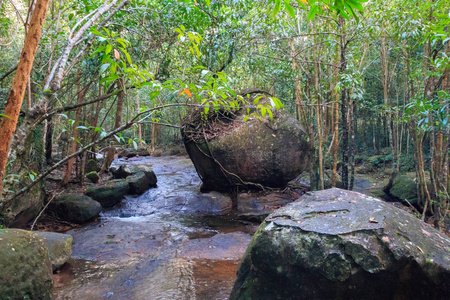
[0,229,53,300]
[53,156,257,300]
[49,193,102,224]
[35,231,73,271]
[230,188,450,300]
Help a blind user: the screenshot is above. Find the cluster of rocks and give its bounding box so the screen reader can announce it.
[0,229,73,299]
[49,165,157,224]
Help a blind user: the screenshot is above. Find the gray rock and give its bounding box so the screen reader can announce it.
[34,231,73,271]
[86,171,99,183]
[230,188,450,300]
[0,229,53,299]
[111,165,157,187]
[182,95,310,192]
[118,147,150,158]
[49,193,102,223]
[126,171,151,195]
[84,180,130,207]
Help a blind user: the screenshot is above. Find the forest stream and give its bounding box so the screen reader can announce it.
[52,155,390,300]
[53,155,258,300]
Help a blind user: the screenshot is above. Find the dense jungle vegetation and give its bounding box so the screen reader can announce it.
[0,0,449,229]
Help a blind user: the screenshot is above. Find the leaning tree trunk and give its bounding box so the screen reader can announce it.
[0,0,51,198]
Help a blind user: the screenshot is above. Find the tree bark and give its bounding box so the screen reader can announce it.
[61,77,90,185]
[102,79,125,172]
[0,0,51,198]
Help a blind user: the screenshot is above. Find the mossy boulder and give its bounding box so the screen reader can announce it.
[49,193,102,223]
[230,188,450,300]
[84,180,130,207]
[0,182,45,227]
[85,159,100,174]
[0,229,53,299]
[86,171,99,183]
[388,173,418,205]
[182,94,309,192]
[34,231,73,271]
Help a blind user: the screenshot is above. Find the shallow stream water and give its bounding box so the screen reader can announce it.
[53,156,257,300]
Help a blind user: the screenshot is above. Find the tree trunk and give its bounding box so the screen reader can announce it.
[61,76,90,185]
[339,17,349,190]
[102,79,125,172]
[0,0,51,197]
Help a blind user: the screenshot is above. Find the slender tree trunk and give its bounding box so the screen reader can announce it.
[0,0,51,197]
[61,76,89,185]
[102,79,125,171]
[339,17,349,190]
[136,90,144,148]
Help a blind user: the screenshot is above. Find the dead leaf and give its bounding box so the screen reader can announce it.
[179,89,192,98]
[369,217,378,223]
[114,49,120,60]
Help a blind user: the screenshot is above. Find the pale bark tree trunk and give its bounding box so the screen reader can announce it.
[0,0,51,198]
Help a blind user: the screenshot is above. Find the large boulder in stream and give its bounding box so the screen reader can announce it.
[182,90,310,192]
[49,193,102,223]
[230,188,450,300]
[0,229,53,299]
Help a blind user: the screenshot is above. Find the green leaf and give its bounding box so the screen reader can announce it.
[273,0,281,17]
[105,44,113,55]
[243,115,249,122]
[284,0,296,18]
[267,109,273,120]
[0,114,11,119]
[94,127,102,132]
[99,63,110,75]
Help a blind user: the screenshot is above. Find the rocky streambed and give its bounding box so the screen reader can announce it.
[53,156,262,299]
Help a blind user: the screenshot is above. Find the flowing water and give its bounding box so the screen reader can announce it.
[53,156,258,300]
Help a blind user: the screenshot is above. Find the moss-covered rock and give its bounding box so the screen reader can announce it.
[34,231,73,271]
[230,188,450,300]
[84,180,130,207]
[182,95,310,191]
[388,173,418,204]
[85,159,100,174]
[1,182,45,227]
[49,193,102,223]
[0,229,53,299]
[86,171,99,183]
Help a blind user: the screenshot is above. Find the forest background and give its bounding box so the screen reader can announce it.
[0,0,449,229]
